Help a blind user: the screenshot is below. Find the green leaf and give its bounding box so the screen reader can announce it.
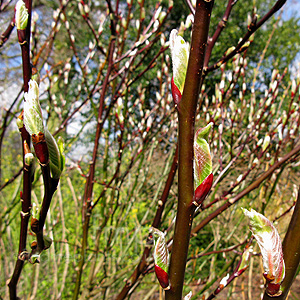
[169,29,189,94]
[150,227,169,273]
[44,128,64,179]
[15,0,28,30]
[194,123,213,188]
[23,80,44,136]
[57,136,65,172]
[242,208,285,287]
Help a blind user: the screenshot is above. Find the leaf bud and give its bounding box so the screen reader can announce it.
[31,240,37,250]
[25,153,34,166]
[169,29,189,102]
[24,80,44,136]
[262,135,271,152]
[44,129,65,178]
[84,4,90,15]
[238,245,252,274]
[60,13,66,22]
[150,227,170,290]
[29,254,40,264]
[154,7,162,21]
[185,14,194,29]
[291,79,297,96]
[15,0,28,30]
[17,113,24,129]
[43,235,53,250]
[31,66,40,85]
[219,273,230,289]
[240,41,250,52]
[78,2,85,16]
[242,208,285,296]
[225,46,235,56]
[192,123,213,207]
[194,123,213,187]
[159,11,167,24]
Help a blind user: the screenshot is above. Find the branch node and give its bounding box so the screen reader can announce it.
[18,251,29,261]
[20,211,30,217]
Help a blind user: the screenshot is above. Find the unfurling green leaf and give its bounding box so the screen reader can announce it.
[169,29,189,95]
[44,128,65,179]
[242,208,285,296]
[23,80,44,136]
[15,0,28,30]
[43,235,52,250]
[150,227,170,290]
[194,123,213,188]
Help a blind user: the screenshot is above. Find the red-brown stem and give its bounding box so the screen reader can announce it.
[8,127,32,300]
[0,16,15,48]
[262,186,300,300]
[165,1,214,299]
[116,145,178,300]
[8,1,33,299]
[205,241,252,300]
[34,165,59,252]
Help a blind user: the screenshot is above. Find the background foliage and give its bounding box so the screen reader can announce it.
[1,0,300,299]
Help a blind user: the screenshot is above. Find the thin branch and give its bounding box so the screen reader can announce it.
[184,0,195,15]
[204,0,238,68]
[205,0,287,74]
[8,0,33,298]
[0,168,22,192]
[0,15,15,47]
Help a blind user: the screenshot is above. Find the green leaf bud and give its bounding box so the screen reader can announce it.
[15,0,28,30]
[24,80,44,136]
[150,227,170,290]
[242,208,285,296]
[169,29,189,95]
[16,114,24,129]
[29,254,40,264]
[25,153,34,166]
[44,128,65,179]
[43,235,52,250]
[194,123,213,188]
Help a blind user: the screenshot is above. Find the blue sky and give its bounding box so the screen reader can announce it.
[283,0,300,20]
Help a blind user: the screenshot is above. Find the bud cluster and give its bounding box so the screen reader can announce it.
[22,80,65,178]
